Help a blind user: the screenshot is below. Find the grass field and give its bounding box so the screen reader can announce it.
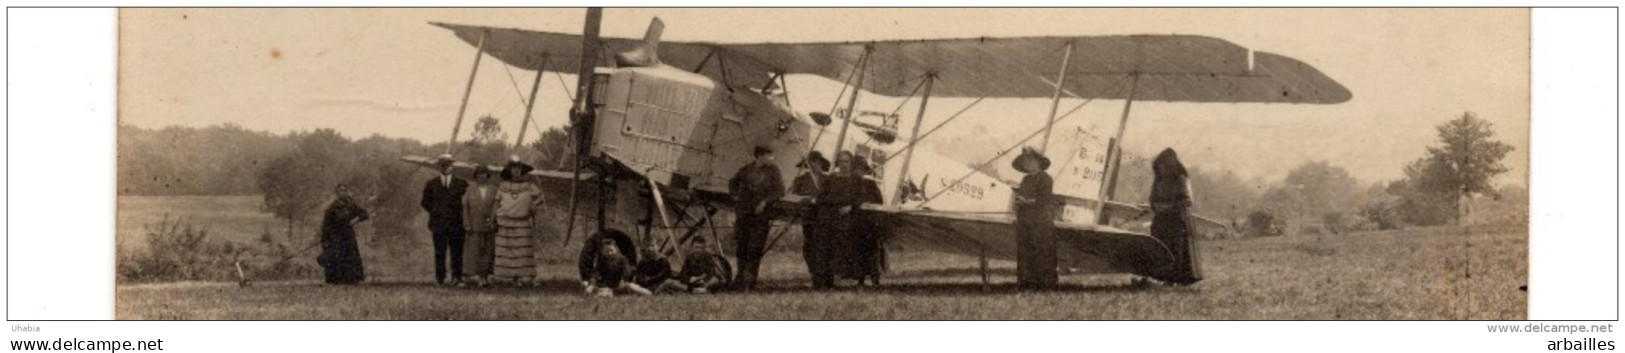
[118,196,279,252]
[116,196,1526,320]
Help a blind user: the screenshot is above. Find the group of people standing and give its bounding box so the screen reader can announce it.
[423,155,546,287]
[786,149,886,289]
[315,144,1199,290]
[317,155,545,287]
[722,145,890,292]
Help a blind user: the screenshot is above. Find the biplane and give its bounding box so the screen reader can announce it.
[401,8,1350,288]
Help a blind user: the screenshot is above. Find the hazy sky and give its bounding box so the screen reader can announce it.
[120,8,1529,186]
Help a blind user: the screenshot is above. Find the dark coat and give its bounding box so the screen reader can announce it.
[592,252,633,287]
[791,171,824,198]
[633,257,673,289]
[1149,148,1201,285]
[729,162,785,216]
[678,251,731,290]
[318,196,369,284]
[421,176,470,232]
[1014,171,1056,288]
[1015,172,1055,223]
[576,231,638,282]
[813,174,885,280]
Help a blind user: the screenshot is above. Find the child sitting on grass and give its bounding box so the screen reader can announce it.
[665,237,730,294]
[587,238,652,297]
[632,240,676,293]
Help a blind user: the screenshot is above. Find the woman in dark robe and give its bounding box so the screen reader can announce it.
[807,152,854,289]
[817,153,885,286]
[1012,147,1056,289]
[846,156,886,285]
[1149,148,1203,285]
[318,183,370,284]
[791,152,832,288]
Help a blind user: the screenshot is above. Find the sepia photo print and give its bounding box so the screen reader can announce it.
[114,8,1530,320]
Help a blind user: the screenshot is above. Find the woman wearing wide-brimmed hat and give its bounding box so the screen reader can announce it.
[1012,147,1056,289]
[493,157,544,286]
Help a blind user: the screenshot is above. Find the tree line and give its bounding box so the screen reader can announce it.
[120,111,1521,240]
[1107,112,1521,236]
[120,116,569,242]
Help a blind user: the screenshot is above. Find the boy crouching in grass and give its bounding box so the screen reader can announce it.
[586,238,653,297]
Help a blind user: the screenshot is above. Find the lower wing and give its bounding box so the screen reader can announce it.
[860,205,1175,277]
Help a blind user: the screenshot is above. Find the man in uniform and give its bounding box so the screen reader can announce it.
[727,146,784,291]
[421,154,470,286]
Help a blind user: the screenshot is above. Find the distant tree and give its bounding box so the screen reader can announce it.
[1261,160,1361,221]
[527,125,574,170]
[1393,112,1515,224]
[256,129,353,240]
[1246,210,1280,237]
[1188,167,1262,221]
[465,115,510,165]
[118,123,293,195]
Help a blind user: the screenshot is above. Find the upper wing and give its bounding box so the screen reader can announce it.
[861,205,1174,277]
[434,22,1349,103]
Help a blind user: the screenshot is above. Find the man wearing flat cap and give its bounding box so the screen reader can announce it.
[1012,147,1056,289]
[421,154,470,286]
[728,145,784,291]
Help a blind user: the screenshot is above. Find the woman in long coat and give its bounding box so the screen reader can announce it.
[817,153,885,285]
[1012,147,1056,289]
[461,166,499,286]
[318,183,370,284]
[808,152,854,288]
[494,159,544,286]
[1149,148,1203,285]
[791,152,832,288]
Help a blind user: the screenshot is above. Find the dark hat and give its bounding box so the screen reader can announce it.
[753,145,774,157]
[797,151,831,173]
[500,156,535,181]
[852,155,874,175]
[471,164,494,178]
[1012,147,1051,173]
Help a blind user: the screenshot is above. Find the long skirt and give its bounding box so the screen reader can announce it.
[318,232,365,284]
[493,226,536,279]
[1015,218,1057,288]
[1151,209,1202,284]
[463,229,496,276]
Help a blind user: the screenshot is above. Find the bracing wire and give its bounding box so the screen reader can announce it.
[916,75,1131,208]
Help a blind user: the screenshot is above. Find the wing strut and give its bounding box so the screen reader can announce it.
[1038,41,1076,153]
[893,72,936,205]
[831,46,872,160]
[1097,72,1141,224]
[514,54,548,149]
[447,29,489,155]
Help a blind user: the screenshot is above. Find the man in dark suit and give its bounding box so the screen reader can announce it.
[421,155,470,285]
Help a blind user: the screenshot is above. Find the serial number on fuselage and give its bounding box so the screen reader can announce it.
[935,178,986,200]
